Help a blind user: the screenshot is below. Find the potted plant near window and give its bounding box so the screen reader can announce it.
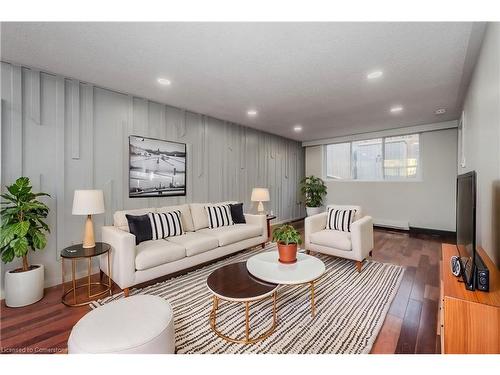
[272,224,302,264]
[1,177,50,307]
[300,175,327,216]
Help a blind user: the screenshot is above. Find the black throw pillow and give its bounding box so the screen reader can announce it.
[126,214,153,245]
[229,203,246,224]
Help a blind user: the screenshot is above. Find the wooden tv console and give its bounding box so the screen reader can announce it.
[439,244,500,353]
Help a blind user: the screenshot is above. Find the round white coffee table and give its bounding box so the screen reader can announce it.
[246,250,326,316]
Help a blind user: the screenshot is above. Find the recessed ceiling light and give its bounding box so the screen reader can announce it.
[247,109,258,117]
[435,108,447,115]
[157,78,171,86]
[367,70,383,80]
[390,105,404,113]
[293,125,303,132]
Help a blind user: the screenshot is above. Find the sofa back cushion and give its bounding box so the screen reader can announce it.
[190,203,209,231]
[157,204,194,232]
[114,207,157,232]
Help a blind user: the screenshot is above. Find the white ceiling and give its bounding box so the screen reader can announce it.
[0,22,486,141]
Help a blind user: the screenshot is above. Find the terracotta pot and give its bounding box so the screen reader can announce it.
[277,243,298,264]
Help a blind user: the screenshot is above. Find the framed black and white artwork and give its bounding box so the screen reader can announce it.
[129,135,187,198]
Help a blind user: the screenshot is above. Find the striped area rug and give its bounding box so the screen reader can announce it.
[92,243,404,354]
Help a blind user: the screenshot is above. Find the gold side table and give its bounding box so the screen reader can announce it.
[61,242,112,307]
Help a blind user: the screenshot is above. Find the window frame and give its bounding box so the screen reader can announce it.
[323,133,422,182]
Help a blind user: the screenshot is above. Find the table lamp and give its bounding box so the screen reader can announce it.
[72,190,105,248]
[251,188,270,215]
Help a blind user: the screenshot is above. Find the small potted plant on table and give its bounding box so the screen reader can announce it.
[300,175,327,216]
[272,224,302,264]
[1,177,50,307]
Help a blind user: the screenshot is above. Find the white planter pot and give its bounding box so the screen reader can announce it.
[306,206,324,216]
[5,264,44,307]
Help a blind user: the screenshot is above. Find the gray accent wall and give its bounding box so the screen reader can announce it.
[0,62,305,293]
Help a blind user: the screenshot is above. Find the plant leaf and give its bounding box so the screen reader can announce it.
[1,246,15,263]
[30,228,47,249]
[10,237,29,257]
[14,221,30,237]
[0,223,17,248]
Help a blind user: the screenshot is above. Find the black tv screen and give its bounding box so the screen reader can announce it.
[456,171,477,287]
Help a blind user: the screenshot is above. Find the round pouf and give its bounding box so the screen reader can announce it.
[68,295,175,354]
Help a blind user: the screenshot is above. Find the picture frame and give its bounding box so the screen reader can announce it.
[128,135,187,198]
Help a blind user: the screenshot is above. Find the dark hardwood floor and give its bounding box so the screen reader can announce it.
[0,226,443,354]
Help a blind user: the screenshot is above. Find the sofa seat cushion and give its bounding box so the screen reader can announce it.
[135,240,186,271]
[309,229,352,251]
[166,232,219,257]
[198,224,261,247]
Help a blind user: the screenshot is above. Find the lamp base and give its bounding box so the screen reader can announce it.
[82,215,96,248]
[257,201,266,215]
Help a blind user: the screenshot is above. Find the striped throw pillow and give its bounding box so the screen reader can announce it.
[326,208,357,232]
[148,211,184,240]
[205,204,234,229]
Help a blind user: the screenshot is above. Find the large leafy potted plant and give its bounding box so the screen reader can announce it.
[1,177,50,307]
[272,224,302,264]
[300,175,327,216]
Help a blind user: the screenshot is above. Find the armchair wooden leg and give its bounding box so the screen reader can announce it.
[356,261,362,273]
[369,250,373,257]
[123,288,130,297]
[99,270,104,281]
[261,242,266,249]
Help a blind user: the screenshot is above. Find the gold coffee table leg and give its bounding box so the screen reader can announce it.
[209,294,277,344]
[310,281,316,317]
[245,302,250,342]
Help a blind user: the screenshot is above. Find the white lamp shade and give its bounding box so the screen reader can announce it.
[72,190,105,215]
[251,188,270,202]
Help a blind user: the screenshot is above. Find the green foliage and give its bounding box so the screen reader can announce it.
[300,175,327,207]
[272,224,302,245]
[1,177,50,267]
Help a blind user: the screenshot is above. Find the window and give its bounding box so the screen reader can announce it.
[325,133,420,181]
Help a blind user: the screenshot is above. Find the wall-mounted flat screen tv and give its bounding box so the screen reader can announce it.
[456,171,476,289]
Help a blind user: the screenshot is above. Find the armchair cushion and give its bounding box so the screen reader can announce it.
[309,229,352,251]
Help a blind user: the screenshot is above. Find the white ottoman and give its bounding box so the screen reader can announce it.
[68,295,175,354]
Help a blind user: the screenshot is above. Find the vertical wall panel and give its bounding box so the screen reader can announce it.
[54,76,66,258]
[69,79,80,159]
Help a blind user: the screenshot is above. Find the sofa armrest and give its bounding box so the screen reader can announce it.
[100,226,136,289]
[304,212,328,248]
[244,213,267,237]
[351,216,374,261]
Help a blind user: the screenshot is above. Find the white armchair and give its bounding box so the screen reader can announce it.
[304,204,374,272]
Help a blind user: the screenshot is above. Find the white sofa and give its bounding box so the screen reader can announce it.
[304,204,374,272]
[100,202,267,295]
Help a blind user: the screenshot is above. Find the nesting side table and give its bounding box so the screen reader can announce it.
[61,242,112,307]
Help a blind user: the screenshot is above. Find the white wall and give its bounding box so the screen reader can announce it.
[459,23,500,267]
[305,128,458,231]
[0,62,305,297]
